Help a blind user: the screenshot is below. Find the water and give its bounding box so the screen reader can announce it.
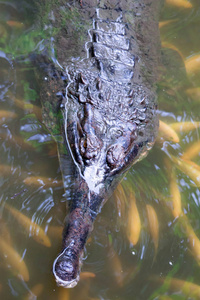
[0,0,200,299]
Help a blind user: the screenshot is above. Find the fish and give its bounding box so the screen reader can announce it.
[158,120,180,143]
[80,272,96,280]
[113,183,127,219]
[0,110,17,124]
[0,164,13,176]
[182,140,200,160]
[23,176,63,187]
[185,87,200,102]
[159,19,177,29]
[107,245,124,287]
[6,20,24,29]
[0,132,35,151]
[4,203,51,247]
[127,192,141,246]
[180,215,200,264]
[23,283,44,300]
[12,97,42,121]
[185,54,200,76]
[0,238,29,281]
[161,42,184,60]
[146,204,159,252]
[154,276,200,298]
[169,155,200,187]
[0,219,12,246]
[57,287,70,300]
[165,0,193,9]
[169,169,182,218]
[169,121,200,133]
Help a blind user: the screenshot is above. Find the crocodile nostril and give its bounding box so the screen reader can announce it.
[106,144,125,169]
[80,134,102,160]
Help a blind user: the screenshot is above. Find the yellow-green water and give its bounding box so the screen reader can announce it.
[0,0,200,299]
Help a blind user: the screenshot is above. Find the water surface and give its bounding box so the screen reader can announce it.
[0,1,200,299]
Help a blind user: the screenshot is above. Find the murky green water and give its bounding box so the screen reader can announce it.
[0,0,200,299]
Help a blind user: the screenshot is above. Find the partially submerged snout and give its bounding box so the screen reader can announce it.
[53,208,93,288]
[53,246,80,288]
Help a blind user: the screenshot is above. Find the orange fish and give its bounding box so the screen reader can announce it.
[113,183,127,218]
[57,287,70,300]
[23,284,44,300]
[170,121,200,133]
[185,54,200,76]
[181,215,200,264]
[80,272,96,280]
[0,164,13,176]
[0,239,29,281]
[161,42,184,60]
[0,132,35,151]
[107,245,125,287]
[159,19,177,29]
[13,97,42,121]
[165,0,193,9]
[146,205,159,252]
[169,169,182,218]
[4,203,51,247]
[182,141,200,160]
[6,20,24,29]
[0,219,12,246]
[0,110,17,124]
[170,155,200,187]
[127,192,141,246]
[185,87,200,102]
[158,120,179,143]
[155,275,200,298]
[23,176,63,188]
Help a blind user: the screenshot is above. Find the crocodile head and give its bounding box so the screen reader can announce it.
[65,69,157,180]
[52,70,158,287]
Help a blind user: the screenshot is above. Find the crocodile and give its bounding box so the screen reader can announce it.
[35,0,161,288]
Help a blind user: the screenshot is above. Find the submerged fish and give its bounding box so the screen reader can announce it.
[0,238,29,281]
[169,121,200,133]
[23,175,63,187]
[154,276,200,298]
[23,283,44,300]
[6,20,24,29]
[0,110,17,124]
[182,140,200,160]
[170,155,200,187]
[185,54,200,76]
[185,87,200,102]
[127,192,141,246]
[146,204,159,253]
[158,120,180,143]
[159,19,177,29]
[4,203,51,247]
[169,169,182,218]
[165,0,193,9]
[34,0,160,288]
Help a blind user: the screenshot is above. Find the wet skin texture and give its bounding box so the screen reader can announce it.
[36,0,161,288]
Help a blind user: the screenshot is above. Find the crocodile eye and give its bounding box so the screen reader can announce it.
[106,144,125,169]
[109,128,123,139]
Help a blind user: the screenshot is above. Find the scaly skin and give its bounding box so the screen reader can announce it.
[36,0,161,288]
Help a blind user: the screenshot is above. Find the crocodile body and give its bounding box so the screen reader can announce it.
[38,0,160,288]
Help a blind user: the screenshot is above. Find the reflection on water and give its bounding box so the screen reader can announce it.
[0,0,200,299]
